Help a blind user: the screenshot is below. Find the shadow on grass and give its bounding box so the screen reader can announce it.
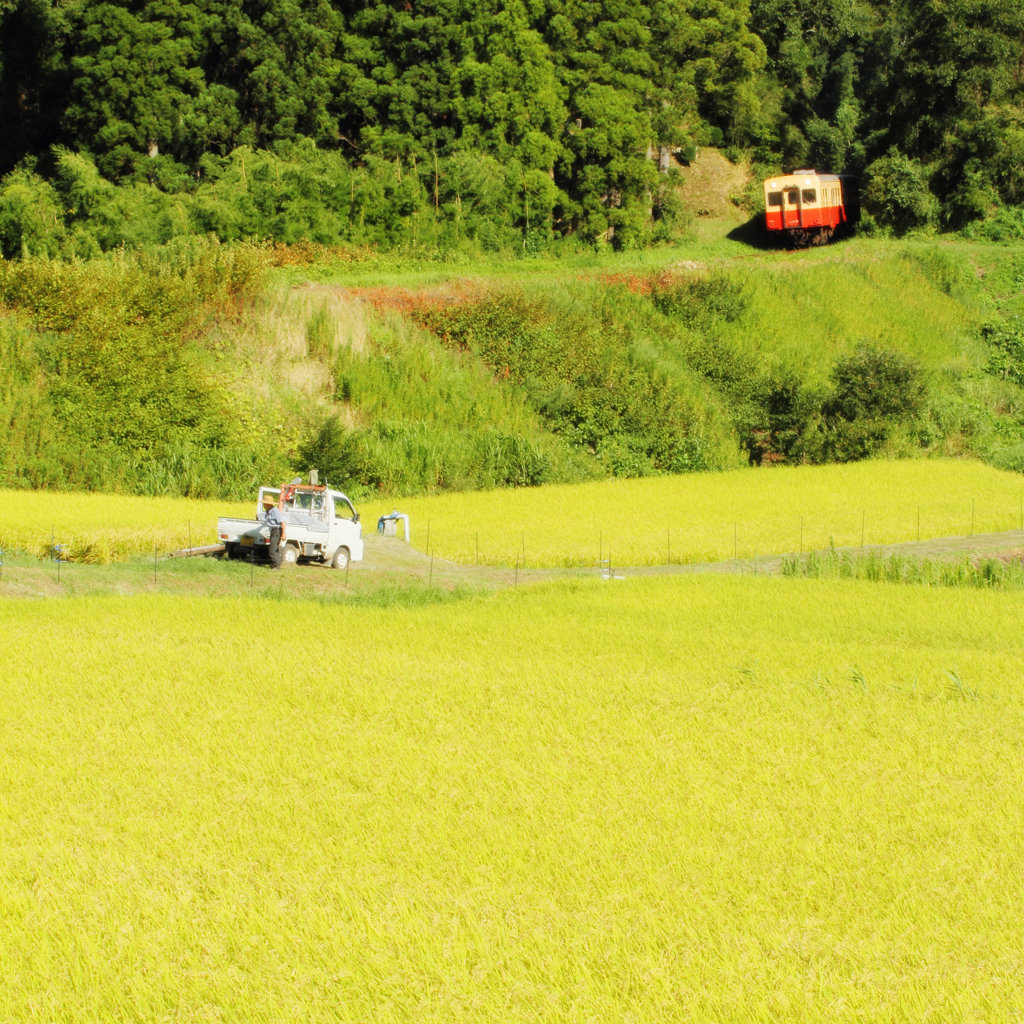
[726,215,779,250]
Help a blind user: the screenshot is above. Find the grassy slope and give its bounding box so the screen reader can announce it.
[278,228,1017,494]
[3,212,1021,499]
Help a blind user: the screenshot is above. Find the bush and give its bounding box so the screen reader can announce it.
[863,150,938,234]
[982,318,1024,387]
[296,418,369,493]
[823,343,926,461]
[962,206,1024,243]
[0,170,66,258]
[743,369,826,465]
[987,442,1024,474]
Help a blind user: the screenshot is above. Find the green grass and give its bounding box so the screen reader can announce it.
[2,575,1024,1021]
[782,548,1024,588]
[5,233,1023,499]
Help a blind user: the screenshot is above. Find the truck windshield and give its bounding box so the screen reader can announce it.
[333,494,356,520]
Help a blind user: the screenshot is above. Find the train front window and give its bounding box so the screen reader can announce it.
[802,188,817,204]
[767,191,783,208]
[784,188,799,206]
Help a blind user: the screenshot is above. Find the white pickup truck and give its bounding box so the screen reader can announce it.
[218,482,364,569]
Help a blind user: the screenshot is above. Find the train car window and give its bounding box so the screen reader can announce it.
[767,192,783,207]
[785,188,799,205]
[802,188,817,203]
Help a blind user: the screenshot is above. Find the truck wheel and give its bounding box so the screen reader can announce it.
[331,546,350,570]
[282,543,299,566]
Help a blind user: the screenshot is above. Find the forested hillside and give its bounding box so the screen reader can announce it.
[1,0,1023,256]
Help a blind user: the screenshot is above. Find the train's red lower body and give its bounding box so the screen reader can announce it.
[766,203,847,245]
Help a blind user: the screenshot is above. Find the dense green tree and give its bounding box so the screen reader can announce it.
[61,1,212,180]
[336,0,463,161]
[658,0,766,149]
[750,0,874,170]
[0,0,67,174]
[2,0,1024,244]
[202,0,342,150]
[866,0,1024,224]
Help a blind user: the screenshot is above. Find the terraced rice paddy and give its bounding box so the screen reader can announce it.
[366,458,1024,567]
[4,459,1021,567]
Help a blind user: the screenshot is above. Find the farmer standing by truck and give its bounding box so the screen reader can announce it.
[262,494,286,568]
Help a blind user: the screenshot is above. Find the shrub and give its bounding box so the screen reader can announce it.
[827,344,925,422]
[296,418,369,493]
[744,369,827,465]
[823,344,926,461]
[862,150,938,234]
[962,205,1024,243]
[982,318,1024,387]
[0,170,66,258]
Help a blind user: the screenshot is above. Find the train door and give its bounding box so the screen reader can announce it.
[782,185,801,229]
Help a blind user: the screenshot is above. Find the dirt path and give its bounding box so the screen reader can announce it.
[257,528,1024,591]
[3,530,1022,600]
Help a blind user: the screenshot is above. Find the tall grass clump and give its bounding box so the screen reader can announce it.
[0,242,291,497]
[782,548,1024,589]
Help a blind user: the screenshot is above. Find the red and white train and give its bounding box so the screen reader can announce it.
[763,170,858,247]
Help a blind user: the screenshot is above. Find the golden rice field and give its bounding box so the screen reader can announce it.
[366,458,1024,567]
[0,490,251,563]
[2,458,1015,569]
[3,458,1020,566]
[2,575,1023,1022]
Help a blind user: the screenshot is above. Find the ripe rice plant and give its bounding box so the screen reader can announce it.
[0,489,250,562]
[1,575,1023,1021]
[367,458,1024,567]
